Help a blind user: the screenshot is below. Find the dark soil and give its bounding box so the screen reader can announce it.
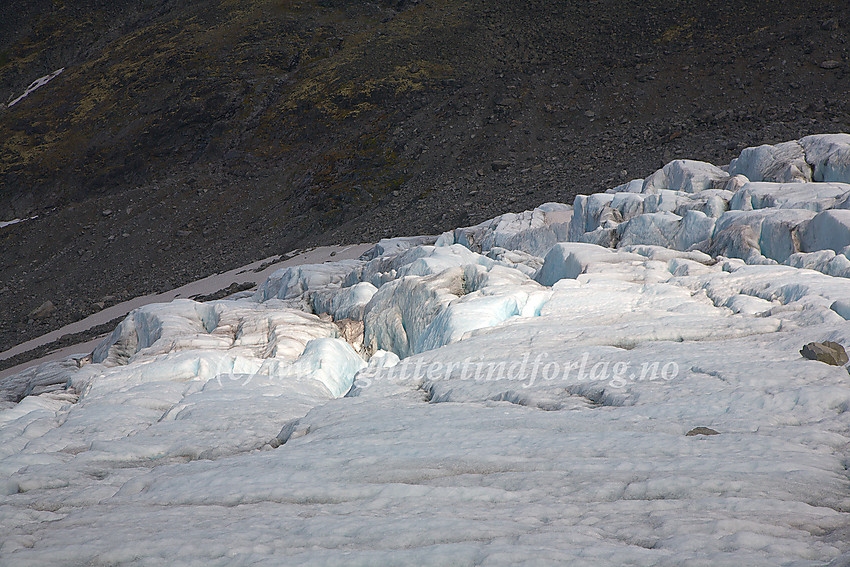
[1,0,849,354]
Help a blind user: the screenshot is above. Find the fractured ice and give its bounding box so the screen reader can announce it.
[3,135,850,565]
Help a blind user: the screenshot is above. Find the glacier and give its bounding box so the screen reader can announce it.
[2,135,850,565]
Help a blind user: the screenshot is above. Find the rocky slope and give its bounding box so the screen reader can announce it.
[1,0,849,355]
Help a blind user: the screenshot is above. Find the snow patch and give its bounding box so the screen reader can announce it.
[8,68,64,107]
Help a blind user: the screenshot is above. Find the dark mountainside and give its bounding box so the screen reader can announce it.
[1,0,848,357]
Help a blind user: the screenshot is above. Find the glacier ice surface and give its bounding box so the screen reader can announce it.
[3,135,850,566]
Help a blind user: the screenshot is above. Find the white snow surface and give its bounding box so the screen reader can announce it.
[7,68,64,107]
[2,135,850,565]
[0,218,24,229]
[0,215,38,229]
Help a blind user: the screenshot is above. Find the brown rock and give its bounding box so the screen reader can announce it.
[800,341,849,366]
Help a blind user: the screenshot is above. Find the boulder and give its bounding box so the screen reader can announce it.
[686,427,720,436]
[28,300,56,319]
[800,341,849,366]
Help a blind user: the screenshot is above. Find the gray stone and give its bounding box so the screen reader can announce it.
[821,18,839,31]
[28,300,56,319]
[686,427,720,436]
